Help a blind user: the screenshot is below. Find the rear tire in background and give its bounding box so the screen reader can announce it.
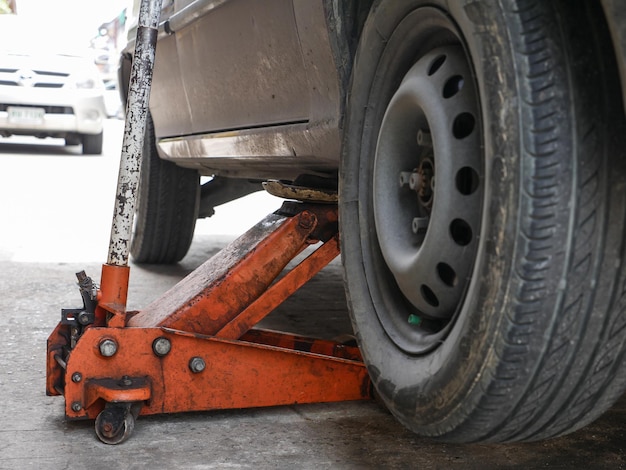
[130,114,200,264]
[82,132,103,155]
[340,0,626,442]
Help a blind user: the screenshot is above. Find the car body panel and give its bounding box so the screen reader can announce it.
[123,0,626,181]
[123,0,354,179]
[163,0,309,135]
[158,121,340,179]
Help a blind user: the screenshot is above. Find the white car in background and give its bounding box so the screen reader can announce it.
[0,15,106,154]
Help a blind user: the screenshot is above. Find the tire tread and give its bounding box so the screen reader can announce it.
[130,116,199,264]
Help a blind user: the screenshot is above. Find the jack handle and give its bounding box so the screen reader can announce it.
[96,0,164,326]
[107,0,163,269]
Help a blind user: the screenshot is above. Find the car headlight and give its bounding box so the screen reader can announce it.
[75,77,97,89]
[67,71,103,90]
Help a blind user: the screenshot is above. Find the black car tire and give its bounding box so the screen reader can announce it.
[82,132,103,155]
[340,0,626,442]
[131,114,200,264]
[65,136,81,147]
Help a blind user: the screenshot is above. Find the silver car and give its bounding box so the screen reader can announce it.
[0,15,106,154]
[119,0,626,444]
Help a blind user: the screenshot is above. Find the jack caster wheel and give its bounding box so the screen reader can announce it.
[94,403,137,445]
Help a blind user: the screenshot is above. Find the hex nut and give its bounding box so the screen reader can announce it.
[417,128,433,147]
[71,402,82,412]
[189,357,206,373]
[152,337,172,357]
[71,372,82,383]
[99,338,118,357]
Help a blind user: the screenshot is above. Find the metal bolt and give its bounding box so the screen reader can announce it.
[417,129,433,147]
[120,375,132,387]
[78,312,91,325]
[412,217,429,234]
[71,402,82,412]
[152,337,172,357]
[298,211,316,230]
[399,171,412,188]
[99,338,118,357]
[71,372,82,383]
[409,172,421,191]
[189,357,206,373]
[400,170,423,191]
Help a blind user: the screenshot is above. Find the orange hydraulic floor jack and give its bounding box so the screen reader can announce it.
[45,0,370,445]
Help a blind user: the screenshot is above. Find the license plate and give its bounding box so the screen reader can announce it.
[7,106,45,125]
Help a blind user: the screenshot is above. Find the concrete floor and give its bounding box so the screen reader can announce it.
[0,122,625,468]
[0,237,624,469]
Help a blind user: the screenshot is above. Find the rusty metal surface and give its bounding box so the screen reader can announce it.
[46,322,69,397]
[56,327,370,420]
[240,329,363,362]
[46,201,354,444]
[157,122,340,179]
[126,210,314,332]
[85,377,152,410]
[107,0,162,267]
[216,234,340,339]
[262,180,338,203]
[97,264,131,327]
[127,204,340,335]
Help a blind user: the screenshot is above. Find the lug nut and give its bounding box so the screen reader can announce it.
[399,171,412,188]
[71,372,82,383]
[417,129,433,147]
[412,217,429,234]
[409,172,421,191]
[99,339,118,357]
[152,337,172,357]
[77,312,91,325]
[189,357,206,373]
[400,170,422,191]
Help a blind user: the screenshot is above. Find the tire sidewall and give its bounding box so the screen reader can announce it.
[340,0,525,434]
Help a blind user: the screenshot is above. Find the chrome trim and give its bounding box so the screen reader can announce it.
[160,0,230,37]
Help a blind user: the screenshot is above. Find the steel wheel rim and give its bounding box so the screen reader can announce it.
[372,45,483,353]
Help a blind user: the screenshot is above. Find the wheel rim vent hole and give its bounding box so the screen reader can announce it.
[456,166,480,195]
[437,262,457,287]
[452,112,475,139]
[421,284,439,307]
[428,54,446,76]
[450,219,473,246]
[443,75,464,98]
